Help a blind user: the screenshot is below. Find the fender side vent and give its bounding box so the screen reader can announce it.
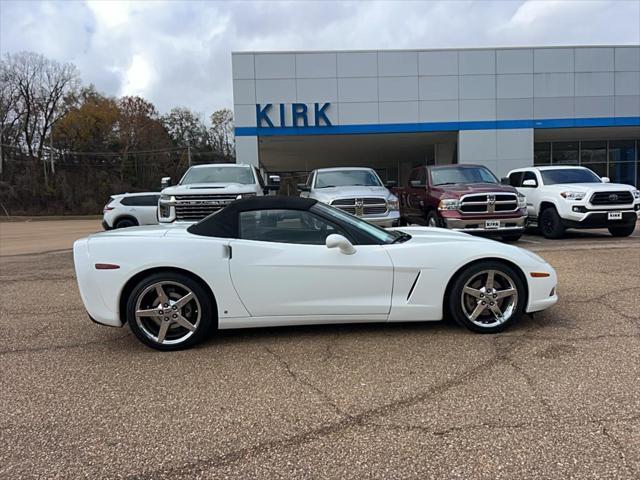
[407,271,421,301]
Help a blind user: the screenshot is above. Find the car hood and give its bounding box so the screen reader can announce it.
[162,183,257,195]
[311,186,395,203]
[392,226,492,244]
[541,182,636,192]
[433,183,517,196]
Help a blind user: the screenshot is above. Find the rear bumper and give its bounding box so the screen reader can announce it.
[101,220,112,230]
[443,214,527,233]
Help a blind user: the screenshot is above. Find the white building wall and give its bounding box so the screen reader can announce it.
[232,46,640,170]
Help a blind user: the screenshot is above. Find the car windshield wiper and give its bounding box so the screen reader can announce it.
[391,232,412,244]
[317,185,336,188]
[434,182,458,186]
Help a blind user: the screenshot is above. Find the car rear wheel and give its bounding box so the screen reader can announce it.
[608,224,635,237]
[539,207,564,239]
[126,272,214,350]
[448,261,526,333]
[115,217,137,229]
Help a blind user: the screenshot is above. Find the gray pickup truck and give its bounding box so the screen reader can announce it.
[298,167,400,227]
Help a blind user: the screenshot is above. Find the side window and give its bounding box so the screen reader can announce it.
[239,209,347,245]
[521,171,538,187]
[509,172,523,187]
[121,195,158,206]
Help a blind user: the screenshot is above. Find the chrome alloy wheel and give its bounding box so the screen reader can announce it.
[460,269,518,328]
[134,281,202,346]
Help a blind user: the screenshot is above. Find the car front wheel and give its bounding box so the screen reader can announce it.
[608,224,635,237]
[448,261,526,333]
[539,207,565,239]
[126,272,215,350]
[426,211,440,228]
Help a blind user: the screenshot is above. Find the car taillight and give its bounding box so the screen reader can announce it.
[103,205,115,212]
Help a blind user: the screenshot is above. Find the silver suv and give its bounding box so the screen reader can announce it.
[298,167,400,227]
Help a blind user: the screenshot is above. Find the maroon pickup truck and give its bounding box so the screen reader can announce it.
[394,164,528,241]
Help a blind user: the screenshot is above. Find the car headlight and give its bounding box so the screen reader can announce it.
[632,189,640,200]
[517,193,526,208]
[388,196,399,211]
[560,191,585,201]
[160,194,175,204]
[236,193,257,199]
[438,199,459,211]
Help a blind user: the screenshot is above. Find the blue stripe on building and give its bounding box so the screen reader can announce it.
[235,116,640,137]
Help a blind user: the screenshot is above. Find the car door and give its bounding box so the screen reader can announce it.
[514,171,542,218]
[132,195,160,224]
[228,208,393,317]
[405,167,427,223]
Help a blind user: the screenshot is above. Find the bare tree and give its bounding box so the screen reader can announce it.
[209,108,234,161]
[2,52,80,160]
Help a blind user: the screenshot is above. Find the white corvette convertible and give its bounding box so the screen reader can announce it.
[74,197,557,350]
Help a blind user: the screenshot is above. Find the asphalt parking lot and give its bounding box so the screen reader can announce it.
[1,221,639,479]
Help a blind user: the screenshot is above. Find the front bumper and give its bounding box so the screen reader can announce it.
[442,214,527,233]
[526,267,558,313]
[363,211,401,227]
[561,210,639,229]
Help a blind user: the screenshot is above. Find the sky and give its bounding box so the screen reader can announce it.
[1,0,639,119]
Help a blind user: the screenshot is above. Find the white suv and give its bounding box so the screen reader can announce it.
[506,166,640,238]
[102,193,161,229]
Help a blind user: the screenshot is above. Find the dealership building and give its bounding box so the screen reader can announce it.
[232,46,640,189]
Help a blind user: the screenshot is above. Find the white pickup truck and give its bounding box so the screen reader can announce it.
[506,166,640,238]
[298,167,400,227]
[158,163,279,223]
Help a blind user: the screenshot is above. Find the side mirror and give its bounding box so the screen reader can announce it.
[297,183,310,192]
[601,176,610,183]
[500,177,510,185]
[268,175,281,184]
[386,180,397,188]
[410,180,424,188]
[161,177,172,189]
[522,179,537,188]
[325,234,356,255]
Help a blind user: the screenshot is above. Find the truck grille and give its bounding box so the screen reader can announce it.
[459,193,518,214]
[589,191,633,206]
[174,194,238,220]
[330,198,388,216]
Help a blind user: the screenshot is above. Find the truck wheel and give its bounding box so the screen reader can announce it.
[448,261,526,333]
[608,224,635,237]
[501,233,522,242]
[426,211,440,228]
[539,207,564,239]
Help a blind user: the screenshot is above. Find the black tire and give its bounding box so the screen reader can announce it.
[608,224,635,237]
[539,207,565,239]
[426,210,441,228]
[501,233,523,242]
[398,217,408,227]
[114,217,138,229]
[126,272,215,351]
[447,261,526,334]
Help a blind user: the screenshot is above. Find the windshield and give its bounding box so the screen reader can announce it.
[315,170,382,188]
[431,166,498,186]
[180,166,255,185]
[540,168,602,185]
[311,203,407,244]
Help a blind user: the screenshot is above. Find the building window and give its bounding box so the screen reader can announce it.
[580,140,608,179]
[552,141,579,165]
[534,142,551,165]
[609,140,636,186]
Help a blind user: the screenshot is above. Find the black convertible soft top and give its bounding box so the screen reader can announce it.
[187,196,317,238]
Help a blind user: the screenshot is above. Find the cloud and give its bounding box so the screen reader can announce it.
[1,0,639,118]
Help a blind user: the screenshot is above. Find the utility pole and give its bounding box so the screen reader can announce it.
[187,142,192,167]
